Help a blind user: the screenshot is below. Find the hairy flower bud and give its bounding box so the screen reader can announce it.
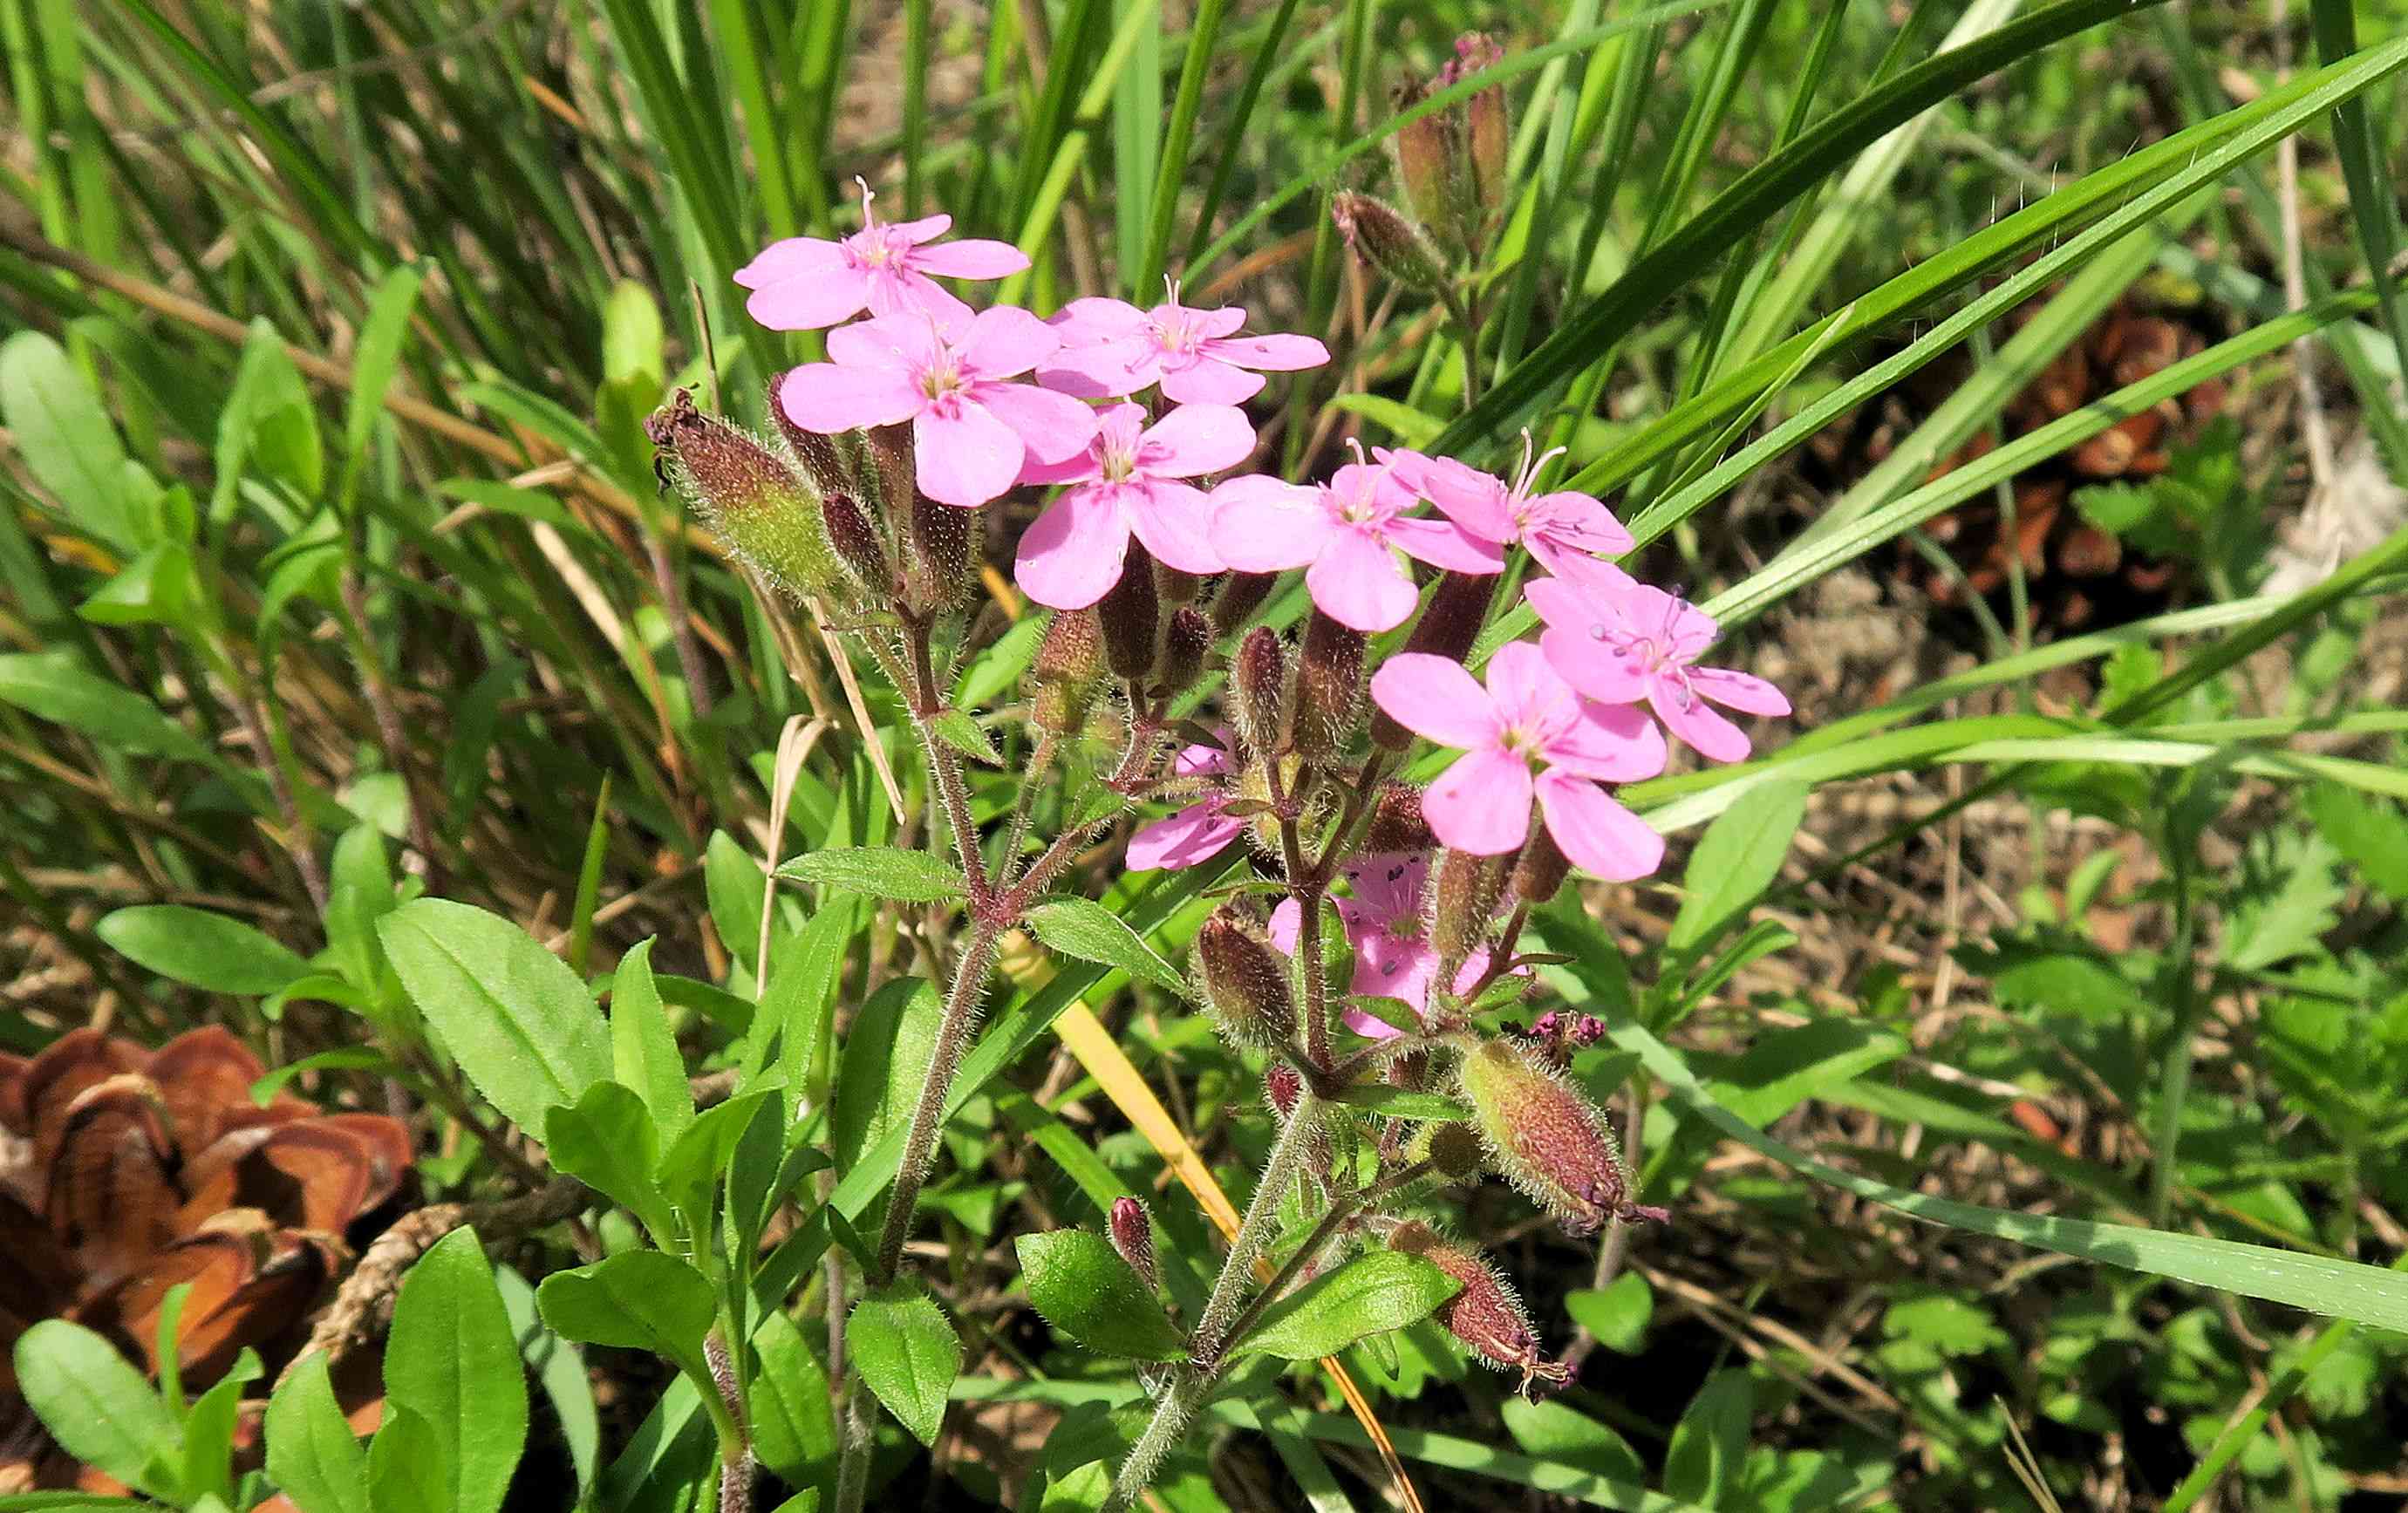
[1371,572,1494,749]
[1231,626,1289,762]
[1157,566,1205,607]
[897,489,981,616]
[1211,571,1278,634]
[1158,607,1212,697]
[1293,610,1365,761]
[649,390,842,602]
[1097,546,1162,684]
[1362,783,1436,855]
[1509,825,1572,906]
[1412,1122,1486,1182]
[1453,34,1510,239]
[1265,1061,1303,1120]
[1390,1221,1569,1396]
[1332,191,1449,294]
[1028,610,1107,738]
[1108,1196,1161,1293]
[1456,1037,1665,1236]
[1195,907,1296,1048]
[768,378,856,499]
[1430,849,1507,978]
[1390,100,1461,256]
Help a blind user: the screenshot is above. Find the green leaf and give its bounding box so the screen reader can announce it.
[1668,778,1807,954]
[655,1087,778,1217]
[832,978,939,1174]
[0,331,149,550]
[1014,1231,1185,1361]
[77,542,195,628]
[381,1230,527,1513]
[341,266,424,494]
[1662,1369,1752,1508]
[747,1311,836,1487]
[181,1351,260,1504]
[1499,1399,1647,1485]
[608,939,693,1147]
[1023,898,1186,994]
[542,1081,669,1240]
[536,1252,716,1382]
[490,1265,599,1501]
[10,1320,181,1498]
[215,317,323,516]
[1235,1253,1461,1361]
[0,651,210,761]
[264,1354,369,1513]
[1327,1086,1471,1122]
[704,828,774,978]
[848,1282,960,1449]
[2303,782,2408,902]
[1326,393,1446,447]
[364,1405,447,1513]
[1038,1460,1114,1512]
[378,899,609,1136]
[776,847,967,903]
[96,904,310,996]
[1563,1272,1653,1355]
[928,708,1001,765]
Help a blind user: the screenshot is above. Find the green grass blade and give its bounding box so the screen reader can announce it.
[1138,0,1226,295]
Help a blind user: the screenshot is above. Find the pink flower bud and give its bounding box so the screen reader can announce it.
[1456,1036,1663,1235]
[1332,191,1449,293]
[1108,1196,1160,1293]
[1265,1061,1304,1120]
[1096,547,1162,684]
[1211,571,1278,634]
[1390,1221,1569,1396]
[1362,784,1436,855]
[1029,610,1107,737]
[1293,609,1365,761]
[1231,626,1290,763]
[1158,607,1212,697]
[1430,849,1508,980]
[1196,907,1297,1048]
[1509,825,1572,906]
[901,488,980,615]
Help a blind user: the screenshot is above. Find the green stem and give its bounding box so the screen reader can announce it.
[2148,795,2200,1228]
[1191,1091,1320,1366]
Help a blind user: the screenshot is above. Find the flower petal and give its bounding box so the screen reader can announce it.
[890,213,954,243]
[1125,481,1224,575]
[1306,528,1420,631]
[1013,485,1132,610]
[1266,898,1302,956]
[910,237,1031,278]
[1048,297,1152,345]
[1036,340,1156,399]
[866,271,974,331]
[914,400,1024,508]
[1649,679,1751,763]
[1525,491,1634,556]
[1369,653,1498,750]
[1203,331,1331,372]
[975,381,1102,465]
[1160,359,1265,406]
[1534,770,1663,881]
[1543,700,1667,783]
[1414,458,1516,542]
[1209,476,1327,570]
[778,363,920,433]
[733,236,845,289]
[1538,624,1651,706]
[827,314,941,371]
[1423,747,1534,855]
[744,273,871,332]
[1127,805,1245,871]
[1483,642,1577,733]
[1689,665,1792,718]
[956,305,1062,379]
[1388,517,1505,574]
[1352,933,1441,1012]
[1141,404,1257,477]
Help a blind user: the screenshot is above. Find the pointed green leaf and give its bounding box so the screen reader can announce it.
[1014,1230,1185,1361]
[381,1230,526,1513]
[848,1283,959,1448]
[1234,1253,1460,1361]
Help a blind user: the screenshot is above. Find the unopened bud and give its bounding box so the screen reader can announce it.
[1158,608,1211,697]
[865,423,916,518]
[1097,549,1162,684]
[1293,610,1365,761]
[1388,1046,1432,1091]
[1456,1037,1663,1236]
[1211,572,1278,634]
[1029,610,1107,737]
[1108,1197,1160,1293]
[1390,1222,1568,1395]
[1372,574,1493,749]
[819,488,891,596]
[1231,627,1288,762]
[768,378,856,498]
[902,490,981,615]
[1509,826,1572,906]
[1430,849,1508,978]
[1195,907,1296,1048]
[649,391,841,601]
[1415,1122,1485,1182]
[1265,1061,1303,1120]
[1332,192,1449,294]
[1456,35,1511,237]
[1157,565,1205,607]
[1390,99,1461,256]
[1363,784,1436,855]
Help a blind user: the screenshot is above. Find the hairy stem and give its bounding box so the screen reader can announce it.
[1217,1159,1436,1353]
[1190,1092,1320,1365]
[872,921,1003,1279]
[1101,1366,1213,1513]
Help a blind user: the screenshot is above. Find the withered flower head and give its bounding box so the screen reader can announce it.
[1389,1221,1568,1396]
[1456,1035,1664,1235]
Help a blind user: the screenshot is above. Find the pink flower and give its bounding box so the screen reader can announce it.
[1525,558,1791,763]
[1038,283,1330,404]
[734,181,1029,332]
[1390,434,1634,575]
[778,308,1098,508]
[1266,852,1515,1037]
[1013,402,1253,610]
[1370,643,1667,881]
[1208,451,1504,632]
[1126,739,1245,871]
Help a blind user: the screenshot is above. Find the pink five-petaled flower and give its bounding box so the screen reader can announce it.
[1209,450,1504,633]
[1013,402,1253,610]
[1126,738,1245,871]
[734,181,1029,333]
[1524,557,1792,764]
[778,308,1099,508]
[1265,852,1516,1038]
[1371,643,1668,881]
[1391,433,1634,576]
[1037,283,1331,404]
